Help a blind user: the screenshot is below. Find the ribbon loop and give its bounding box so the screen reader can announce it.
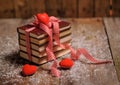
[49,16,59,22]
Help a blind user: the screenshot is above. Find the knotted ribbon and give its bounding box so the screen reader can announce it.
[25,15,111,77]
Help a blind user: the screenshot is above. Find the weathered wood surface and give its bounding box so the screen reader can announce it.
[1,0,120,18]
[104,18,120,81]
[95,0,110,17]
[45,0,60,17]
[0,18,119,85]
[113,0,120,17]
[78,0,94,17]
[62,0,77,17]
[0,0,15,18]
[60,18,119,85]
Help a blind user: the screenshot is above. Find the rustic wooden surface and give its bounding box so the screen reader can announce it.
[104,18,120,81]
[0,0,120,18]
[0,18,120,85]
[113,0,120,17]
[95,0,110,17]
[78,0,94,17]
[0,0,15,18]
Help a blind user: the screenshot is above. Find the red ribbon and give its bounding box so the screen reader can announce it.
[25,16,111,77]
[25,27,36,61]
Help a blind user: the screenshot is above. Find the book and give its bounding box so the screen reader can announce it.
[17,21,71,64]
[19,28,71,45]
[20,49,70,64]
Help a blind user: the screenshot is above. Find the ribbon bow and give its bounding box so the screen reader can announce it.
[25,14,61,77]
[25,13,112,77]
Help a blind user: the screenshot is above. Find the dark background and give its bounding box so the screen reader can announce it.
[0,0,119,18]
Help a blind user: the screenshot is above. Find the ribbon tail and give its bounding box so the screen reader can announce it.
[39,23,60,77]
[61,43,112,64]
[79,48,112,64]
[64,44,79,60]
[70,47,78,60]
[46,47,56,61]
[51,60,60,77]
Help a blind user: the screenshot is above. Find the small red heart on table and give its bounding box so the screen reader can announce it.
[59,58,74,69]
[36,13,49,25]
[22,64,37,76]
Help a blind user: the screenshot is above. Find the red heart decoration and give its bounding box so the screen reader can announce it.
[36,13,49,25]
[22,64,37,76]
[59,58,74,69]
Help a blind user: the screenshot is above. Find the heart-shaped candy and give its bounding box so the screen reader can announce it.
[36,13,49,25]
[22,64,37,76]
[59,58,74,69]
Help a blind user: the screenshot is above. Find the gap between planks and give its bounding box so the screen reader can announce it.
[103,18,120,81]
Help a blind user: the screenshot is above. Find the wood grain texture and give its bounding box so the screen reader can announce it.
[78,0,94,17]
[0,0,120,18]
[95,0,110,17]
[45,0,60,17]
[61,0,77,17]
[104,18,120,81]
[0,0,15,18]
[113,0,120,17]
[14,0,31,18]
[60,18,119,85]
[28,0,45,16]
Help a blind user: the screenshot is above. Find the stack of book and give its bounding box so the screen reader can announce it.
[17,21,71,64]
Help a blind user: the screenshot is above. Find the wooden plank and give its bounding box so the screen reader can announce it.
[61,0,77,17]
[0,0,15,18]
[113,0,120,17]
[14,0,31,18]
[60,18,119,85]
[78,0,94,17]
[0,19,59,85]
[44,0,60,17]
[95,0,110,17]
[28,0,45,16]
[104,18,120,81]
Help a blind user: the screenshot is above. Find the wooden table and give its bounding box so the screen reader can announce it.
[0,18,120,85]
